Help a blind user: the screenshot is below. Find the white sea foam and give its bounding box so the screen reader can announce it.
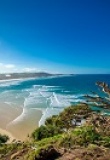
[40,91,52,98]
[0,80,22,87]
[0,81,87,127]
[38,93,86,126]
[39,108,63,126]
[0,77,39,87]
[62,91,71,93]
[49,92,66,107]
[6,108,27,127]
[9,86,69,124]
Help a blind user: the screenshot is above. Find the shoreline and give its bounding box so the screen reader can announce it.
[5,108,43,141]
[0,109,43,142]
[0,102,43,141]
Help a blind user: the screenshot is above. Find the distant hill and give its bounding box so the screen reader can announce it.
[0,72,64,81]
[0,72,52,80]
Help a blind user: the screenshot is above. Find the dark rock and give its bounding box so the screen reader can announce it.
[35,146,61,160]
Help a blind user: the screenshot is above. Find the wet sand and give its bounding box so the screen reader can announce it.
[0,102,42,141]
[0,102,22,128]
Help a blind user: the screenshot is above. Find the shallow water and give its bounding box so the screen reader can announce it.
[0,74,110,127]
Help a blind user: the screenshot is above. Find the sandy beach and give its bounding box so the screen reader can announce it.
[7,109,42,141]
[0,102,42,141]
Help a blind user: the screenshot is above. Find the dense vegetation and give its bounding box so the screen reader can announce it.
[0,81,110,160]
[32,104,91,141]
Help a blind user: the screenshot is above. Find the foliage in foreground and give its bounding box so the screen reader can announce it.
[32,104,92,141]
[1,103,110,159]
[27,125,110,160]
[27,103,110,159]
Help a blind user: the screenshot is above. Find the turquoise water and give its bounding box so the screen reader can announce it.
[0,74,110,125]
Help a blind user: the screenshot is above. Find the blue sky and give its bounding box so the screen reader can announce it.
[0,0,110,73]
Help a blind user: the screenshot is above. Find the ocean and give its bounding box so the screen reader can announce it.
[0,74,110,126]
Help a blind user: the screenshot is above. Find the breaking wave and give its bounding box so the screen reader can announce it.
[1,75,105,127]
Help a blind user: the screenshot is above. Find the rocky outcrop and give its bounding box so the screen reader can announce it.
[83,81,110,110]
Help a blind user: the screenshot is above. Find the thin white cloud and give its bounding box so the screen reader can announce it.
[0,63,16,73]
[0,63,15,69]
[23,67,38,72]
[5,64,15,69]
[0,63,41,73]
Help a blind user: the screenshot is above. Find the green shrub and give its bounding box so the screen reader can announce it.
[0,134,9,144]
[45,115,58,126]
[58,126,100,148]
[32,125,62,141]
[72,126,100,144]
